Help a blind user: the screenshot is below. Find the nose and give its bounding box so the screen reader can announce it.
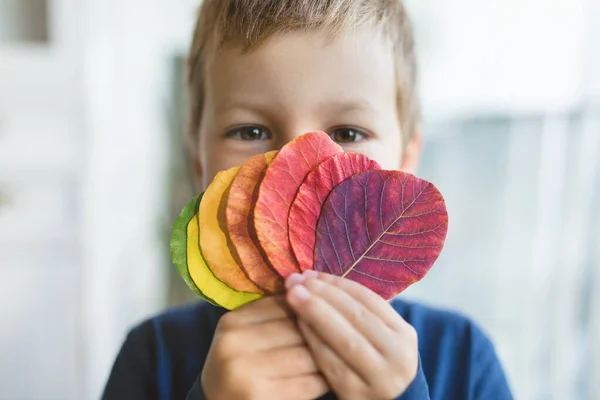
[272,128,328,150]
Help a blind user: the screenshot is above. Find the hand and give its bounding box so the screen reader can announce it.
[285,272,419,400]
[201,295,329,400]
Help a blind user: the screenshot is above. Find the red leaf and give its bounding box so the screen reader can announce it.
[313,170,448,299]
[254,131,343,278]
[289,152,381,271]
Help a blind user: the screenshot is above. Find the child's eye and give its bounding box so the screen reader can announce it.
[226,126,271,141]
[329,127,367,144]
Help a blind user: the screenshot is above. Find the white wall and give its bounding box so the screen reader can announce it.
[405,0,589,119]
[80,0,200,397]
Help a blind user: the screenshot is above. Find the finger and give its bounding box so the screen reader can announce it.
[220,295,293,329]
[243,319,305,352]
[286,283,382,382]
[308,271,406,331]
[302,277,394,354]
[271,374,329,400]
[298,320,364,394]
[260,345,320,378]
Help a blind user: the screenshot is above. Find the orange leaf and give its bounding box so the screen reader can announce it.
[227,151,284,293]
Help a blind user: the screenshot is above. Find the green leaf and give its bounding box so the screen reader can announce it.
[170,193,219,306]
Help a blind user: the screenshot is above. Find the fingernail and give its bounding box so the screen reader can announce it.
[285,273,306,289]
[303,270,319,279]
[289,284,311,303]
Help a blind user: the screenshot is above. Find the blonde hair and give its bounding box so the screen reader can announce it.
[187,0,419,149]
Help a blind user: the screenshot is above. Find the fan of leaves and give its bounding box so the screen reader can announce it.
[171,131,448,310]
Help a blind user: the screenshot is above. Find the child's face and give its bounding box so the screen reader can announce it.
[196,28,420,189]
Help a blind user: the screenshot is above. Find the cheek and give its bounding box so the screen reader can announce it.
[198,134,271,190]
[198,133,227,190]
[199,141,238,190]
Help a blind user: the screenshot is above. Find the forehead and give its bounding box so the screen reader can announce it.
[203,28,397,115]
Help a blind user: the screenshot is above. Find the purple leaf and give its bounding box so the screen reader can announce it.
[314,170,448,299]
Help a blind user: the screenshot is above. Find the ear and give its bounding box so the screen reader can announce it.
[400,131,422,174]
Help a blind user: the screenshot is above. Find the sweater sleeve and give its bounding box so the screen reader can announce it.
[397,357,430,400]
[101,322,157,400]
[186,378,206,400]
[470,329,513,400]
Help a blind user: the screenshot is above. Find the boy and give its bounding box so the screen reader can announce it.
[103,1,513,399]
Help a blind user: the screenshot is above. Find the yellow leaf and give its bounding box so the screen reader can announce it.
[200,167,264,294]
[187,212,261,310]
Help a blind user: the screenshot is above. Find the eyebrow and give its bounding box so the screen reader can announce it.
[215,99,280,115]
[327,100,375,114]
[215,99,375,116]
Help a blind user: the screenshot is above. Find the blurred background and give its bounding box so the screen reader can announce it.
[0,0,598,399]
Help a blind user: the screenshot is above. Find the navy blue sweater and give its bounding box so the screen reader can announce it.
[102,299,513,400]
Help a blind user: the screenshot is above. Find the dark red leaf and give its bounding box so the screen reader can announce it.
[313,170,448,299]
